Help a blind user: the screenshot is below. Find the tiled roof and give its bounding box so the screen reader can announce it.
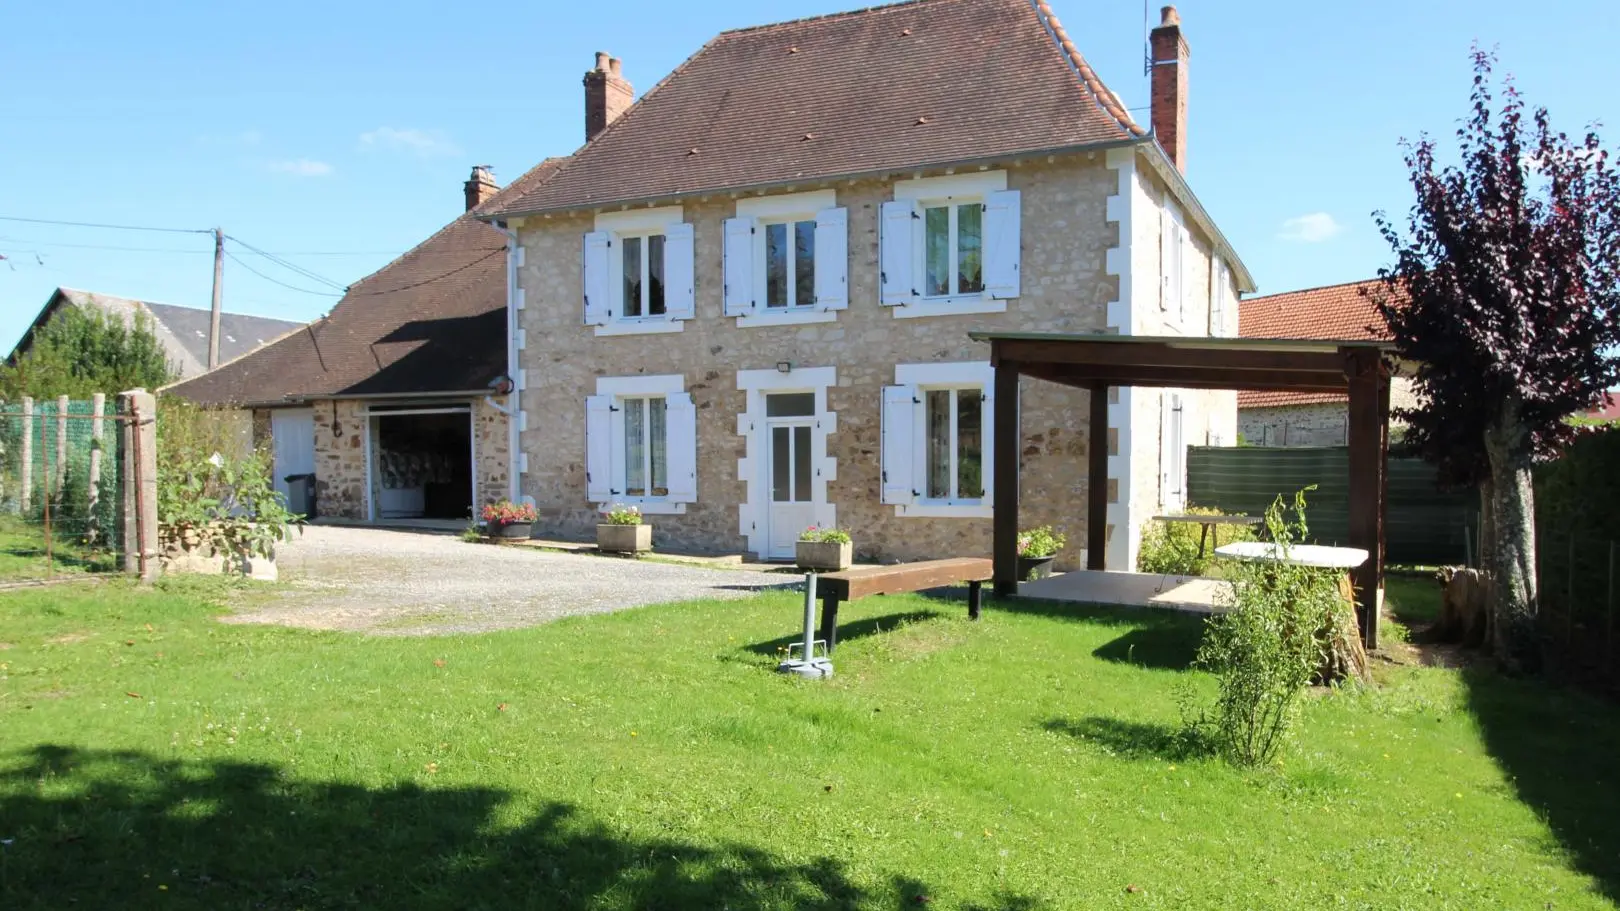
[167,158,568,407]
[1236,278,1398,409]
[1587,392,1620,422]
[486,0,1141,217]
[17,289,303,379]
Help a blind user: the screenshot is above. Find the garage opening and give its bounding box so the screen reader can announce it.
[367,404,474,521]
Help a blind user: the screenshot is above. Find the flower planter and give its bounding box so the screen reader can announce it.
[491,521,532,540]
[796,540,852,572]
[1017,555,1056,582]
[598,523,651,554]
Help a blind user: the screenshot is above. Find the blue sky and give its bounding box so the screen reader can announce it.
[2,0,1614,353]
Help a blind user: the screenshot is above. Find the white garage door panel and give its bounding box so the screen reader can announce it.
[271,408,316,502]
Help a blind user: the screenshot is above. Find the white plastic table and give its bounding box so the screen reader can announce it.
[1214,541,1368,569]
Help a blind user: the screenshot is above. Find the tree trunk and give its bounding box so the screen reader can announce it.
[1476,474,1497,648]
[1483,413,1539,672]
[1317,574,1372,685]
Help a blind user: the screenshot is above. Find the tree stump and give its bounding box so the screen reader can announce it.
[1434,566,1490,648]
[1315,574,1372,685]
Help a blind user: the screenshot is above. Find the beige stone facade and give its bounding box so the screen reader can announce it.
[511,147,1241,569]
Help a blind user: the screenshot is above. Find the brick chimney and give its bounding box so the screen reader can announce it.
[464,165,499,212]
[1149,6,1189,173]
[583,52,633,143]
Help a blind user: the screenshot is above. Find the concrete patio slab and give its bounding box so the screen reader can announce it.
[1017,569,1233,614]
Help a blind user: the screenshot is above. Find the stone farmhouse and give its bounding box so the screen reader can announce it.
[481,0,1255,570]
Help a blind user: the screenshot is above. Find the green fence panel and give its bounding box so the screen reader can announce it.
[1186,446,1475,565]
[0,399,125,578]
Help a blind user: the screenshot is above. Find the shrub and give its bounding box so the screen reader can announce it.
[1136,507,1257,577]
[1184,489,1345,767]
[1016,526,1066,558]
[604,504,642,526]
[156,397,299,564]
[798,526,851,544]
[481,500,536,526]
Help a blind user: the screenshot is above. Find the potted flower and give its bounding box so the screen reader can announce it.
[796,526,853,572]
[597,503,650,554]
[1016,525,1066,581]
[482,500,537,539]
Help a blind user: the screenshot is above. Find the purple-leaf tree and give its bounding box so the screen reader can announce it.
[1370,50,1620,669]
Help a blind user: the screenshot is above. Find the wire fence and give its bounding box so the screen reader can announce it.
[0,396,129,582]
[1535,529,1620,694]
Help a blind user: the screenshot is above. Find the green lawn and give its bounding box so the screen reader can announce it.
[0,515,118,581]
[2,578,1618,910]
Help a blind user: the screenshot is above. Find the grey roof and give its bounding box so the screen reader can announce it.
[42,288,304,378]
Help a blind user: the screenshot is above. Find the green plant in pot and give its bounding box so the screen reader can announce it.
[597,503,650,554]
[1016,525,1066,581]
[795,525,852,572]
[481,500,536,540]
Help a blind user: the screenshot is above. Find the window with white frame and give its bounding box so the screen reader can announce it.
[881,172,1020,317]
[1159,201,1188,324]
[583,207,694,335]
[1159,391,1186,510]
[881,362,995,517]
[724,190,847,323]
[585,375,696,513]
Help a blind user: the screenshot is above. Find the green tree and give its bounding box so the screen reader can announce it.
[0,305,174,400]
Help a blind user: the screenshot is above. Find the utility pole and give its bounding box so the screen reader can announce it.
[208,226,224,369]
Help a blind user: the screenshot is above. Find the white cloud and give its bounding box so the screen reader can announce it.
[267,158,334,177]
[1278,212,1342,244]
[359,127,461,158]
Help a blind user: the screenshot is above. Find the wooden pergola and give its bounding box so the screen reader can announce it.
[972,332,1396,649]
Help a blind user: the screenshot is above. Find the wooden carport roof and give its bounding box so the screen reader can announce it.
[970,332,1398,649]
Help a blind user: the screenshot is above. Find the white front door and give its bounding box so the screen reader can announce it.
[765,393,818,559]
[271,408,316,505]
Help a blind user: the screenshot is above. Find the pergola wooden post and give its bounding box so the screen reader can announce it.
[976,332,1394,649]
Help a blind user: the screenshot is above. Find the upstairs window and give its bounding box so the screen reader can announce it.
[725,190,847,323]
[583,206,693,335]
[881,171,1019,316]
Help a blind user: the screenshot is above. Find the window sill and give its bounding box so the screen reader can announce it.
[594,319,684,337]
[598,499,688,516]
[894,502,993,519]
[735,308,838,329]
[891,296,1008,319]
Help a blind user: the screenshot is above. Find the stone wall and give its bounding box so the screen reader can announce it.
[1239,379,1417,448]
[474,396,511,507]
[312,399,367,519]
[514,151,1202,567]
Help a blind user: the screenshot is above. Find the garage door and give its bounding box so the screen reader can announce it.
[271,408,316,506]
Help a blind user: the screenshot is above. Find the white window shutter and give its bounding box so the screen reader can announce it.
[880,200,919,306]
[1212,259,1232,336]
[1158,391,1173,506]
[582,231,612,326]
[813,207,848,310]
[1159,208,1177,315]
[723,216,757,316]
[983,189,1022,300]
[881,384,917,504]
[585,395,614,502]
[663,222,695,321]
[664,393,698,503]
[1176,217,1190,324]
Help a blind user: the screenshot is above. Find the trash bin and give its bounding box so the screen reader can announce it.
[284,473,317,518]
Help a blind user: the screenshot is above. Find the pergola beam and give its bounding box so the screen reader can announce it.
[1020,363,1349,393]
[990,338,1351,374]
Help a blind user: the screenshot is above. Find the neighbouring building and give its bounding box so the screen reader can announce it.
[484,0,1254,570]
[8,288,303,380]
[1237,278,1417,447]
[166,161,565,523]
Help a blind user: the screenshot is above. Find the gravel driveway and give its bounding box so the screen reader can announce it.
[227,525,794,635]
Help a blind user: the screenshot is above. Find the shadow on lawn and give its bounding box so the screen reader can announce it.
[1462,668,1620,904]
[745,610,945,656]
[1090,625,1202,671]
[0,745,1045,911]
[1042,717,1203,761]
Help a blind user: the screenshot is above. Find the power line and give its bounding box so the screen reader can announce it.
[224,234,347,291]
[0,214,212,235]
[223,251,342,297]
[348,248,503,295]
[0,236,401,256]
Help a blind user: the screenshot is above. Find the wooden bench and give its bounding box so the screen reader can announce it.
[816,557,994,653]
